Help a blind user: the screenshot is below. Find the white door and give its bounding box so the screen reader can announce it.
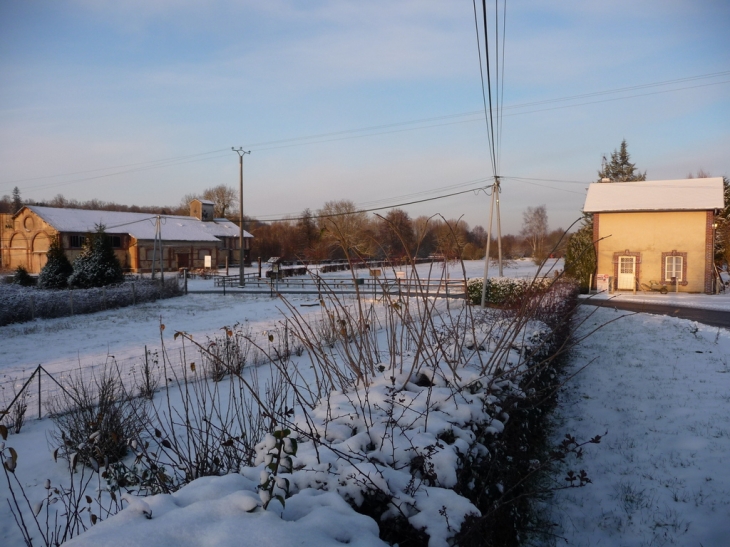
[617,256,636,290]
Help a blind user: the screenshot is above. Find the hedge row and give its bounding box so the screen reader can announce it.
[466,277,552,307]
[0,279,182,326]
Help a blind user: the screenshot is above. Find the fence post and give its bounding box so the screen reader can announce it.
[183,269,188,295]
[284,322,289,357]
[38,366,42,418]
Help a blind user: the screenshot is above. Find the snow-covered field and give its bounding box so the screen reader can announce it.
[546,307,730,546]
[0,259,558,380]
[3,257,729,546]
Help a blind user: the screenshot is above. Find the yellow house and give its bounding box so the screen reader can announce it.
[583,178,724,294]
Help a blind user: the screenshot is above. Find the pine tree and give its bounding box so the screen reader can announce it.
[565,141,646,287]
[68,225,124,288]
[597,140,646,182]
[12,187,22,214]
[38,236,74,289]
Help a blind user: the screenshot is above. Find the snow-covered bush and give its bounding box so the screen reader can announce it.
[38,236,73,289]
[467,276,552,307]
[68,225,124,288]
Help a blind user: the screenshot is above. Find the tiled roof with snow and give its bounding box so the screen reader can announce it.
[583,178,724,213]
[27,206,253,242]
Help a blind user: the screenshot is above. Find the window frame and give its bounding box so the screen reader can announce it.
[69,235,87,248]
[661,251,688,286]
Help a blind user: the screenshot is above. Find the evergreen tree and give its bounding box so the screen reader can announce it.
[709,174,730,270]
[38,236,74,289]
[597,140,646,182]
[564,223,596,292]
[12,265,35,286]
[69,225,124,288]
[565,141,646,287]
[12,187,22,214]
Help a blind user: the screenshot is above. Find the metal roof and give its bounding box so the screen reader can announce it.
[26,206,253,242]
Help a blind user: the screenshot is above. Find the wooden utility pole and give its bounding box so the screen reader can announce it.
[232,147,251,287]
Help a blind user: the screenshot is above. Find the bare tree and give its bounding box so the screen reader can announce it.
[520,205,548,263]
[178,192,200,214]
[0,194,11,213]
[202,185,238,218]
[375,208,415,259]
[434,218,469,260]
[317,200,373,260]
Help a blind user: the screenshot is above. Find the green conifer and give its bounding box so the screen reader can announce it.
[38,236,74,289]
[69,224,124,288]
[597,139,647,182]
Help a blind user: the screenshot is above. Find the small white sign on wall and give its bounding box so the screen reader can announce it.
[204,255,212,269]
[596,274,612,293]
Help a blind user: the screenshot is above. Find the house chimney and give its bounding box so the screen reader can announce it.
[190,199,214,221]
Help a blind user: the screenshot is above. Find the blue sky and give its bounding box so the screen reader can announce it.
[1,0,728,233]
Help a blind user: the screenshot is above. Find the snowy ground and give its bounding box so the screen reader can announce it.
[0,259,558,380]
[4,257,729,546]
[1,258,554,547]
[545,307,730,546]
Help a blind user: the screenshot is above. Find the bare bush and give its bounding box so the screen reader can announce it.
[46,365,149,466]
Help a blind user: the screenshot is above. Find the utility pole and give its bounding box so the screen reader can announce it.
[495,178,503,277]
[232,147,251,287]
[158,215,164,283]
[480,177,503,307]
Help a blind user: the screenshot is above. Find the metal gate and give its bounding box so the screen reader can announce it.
[617,256,636,290]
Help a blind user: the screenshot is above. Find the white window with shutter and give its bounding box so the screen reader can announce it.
[665,255,683,282]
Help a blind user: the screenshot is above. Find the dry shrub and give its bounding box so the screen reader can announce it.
[46,366,149,465]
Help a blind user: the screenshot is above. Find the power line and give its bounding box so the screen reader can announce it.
[254,177,493,220]
[498,0,507,173]
[1,149,230,185]
[472,0,494,167]
[2,72,727,193]
[505,178,586,195]
[482,0,497,176]
[501,70,730,111]
[252,185,491,224]
[501,175,590,184]
[1,151,232,192]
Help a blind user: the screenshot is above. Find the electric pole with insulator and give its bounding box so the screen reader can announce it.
[232,147,250,287]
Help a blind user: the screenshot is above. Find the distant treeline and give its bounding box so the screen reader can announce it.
[245,200,567,263]
[1,189,567,263]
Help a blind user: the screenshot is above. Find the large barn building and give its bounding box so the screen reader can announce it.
[0,199,253,273]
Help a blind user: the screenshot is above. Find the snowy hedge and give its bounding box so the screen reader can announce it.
[0,279,181,326]
[466,276,552,306]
